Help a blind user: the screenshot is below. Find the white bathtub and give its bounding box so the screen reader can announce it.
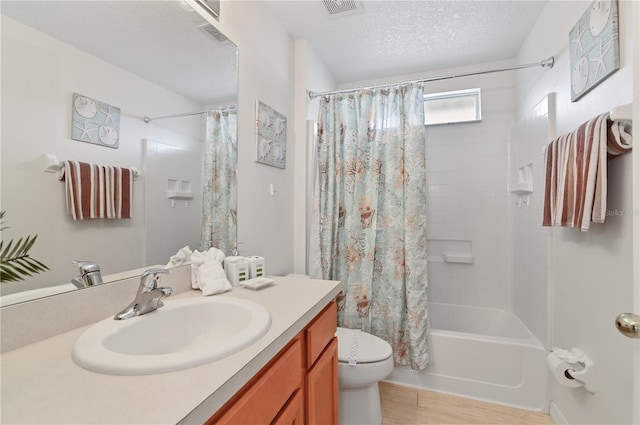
[386,302,549,412]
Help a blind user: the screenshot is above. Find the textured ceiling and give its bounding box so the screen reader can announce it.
[265,0,548,84]
[1,1,238,106]
[2,1,546,101]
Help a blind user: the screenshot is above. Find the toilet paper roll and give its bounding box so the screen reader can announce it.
[546,352,582,388]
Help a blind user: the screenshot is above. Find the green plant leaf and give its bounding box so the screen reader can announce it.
[15,257,48,274]
[0,210,7,231]
[1,239,14,259]
[6,237,23,260]
[0,266,21,283]
[24,235,37,253]
[0,212,48,283]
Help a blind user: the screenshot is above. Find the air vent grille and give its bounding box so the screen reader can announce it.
[322,0,360,16]
[197,23,229,43]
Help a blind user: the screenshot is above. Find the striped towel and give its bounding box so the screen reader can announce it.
[58,160,133,220]
[543,113,632,232]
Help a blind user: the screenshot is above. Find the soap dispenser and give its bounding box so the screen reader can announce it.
[223,256,249,287]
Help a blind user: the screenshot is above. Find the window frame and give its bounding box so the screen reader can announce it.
[423,88,482,126]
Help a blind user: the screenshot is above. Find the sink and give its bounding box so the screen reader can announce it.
[72,296,271,375]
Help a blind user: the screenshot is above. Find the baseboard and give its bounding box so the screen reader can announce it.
[549,401,569,425]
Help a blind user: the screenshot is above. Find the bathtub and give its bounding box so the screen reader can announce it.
[386,302,549,412]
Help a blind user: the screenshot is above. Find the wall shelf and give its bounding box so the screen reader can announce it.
[510,163,533,205]
[167,179,193,200]
[167,191,194,200]
[510,183,533,195]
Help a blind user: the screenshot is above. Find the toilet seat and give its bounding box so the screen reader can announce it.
[336,327,393,364]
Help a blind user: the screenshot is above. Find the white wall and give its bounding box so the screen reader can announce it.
[516,1,635,423]
[144,139,203,266]
[0,16,202,293]
[205,1,296,275]
[425,68,514,309]
[340,61,516,310]
[509,95,553,348]
[293,40,337,274]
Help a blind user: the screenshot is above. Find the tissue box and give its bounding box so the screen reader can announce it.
[246,256,265,279]
[223,256,249,287]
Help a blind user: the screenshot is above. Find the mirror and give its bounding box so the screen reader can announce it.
[0,1,238,305]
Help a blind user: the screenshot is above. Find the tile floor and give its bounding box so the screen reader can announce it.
[380,382,553,425]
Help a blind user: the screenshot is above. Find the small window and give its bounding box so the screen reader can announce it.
[424,88,481,126]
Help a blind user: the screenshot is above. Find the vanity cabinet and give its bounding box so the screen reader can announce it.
[305,302,339,425]
[273,389,305,425]
[306,338,338,424]
[207,301,338,425]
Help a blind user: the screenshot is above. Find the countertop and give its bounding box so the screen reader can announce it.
[0,275,342,424]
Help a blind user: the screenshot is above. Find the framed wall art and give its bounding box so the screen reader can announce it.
[255,100,287,169]
[569,0,620,102]
[71,93,121,149]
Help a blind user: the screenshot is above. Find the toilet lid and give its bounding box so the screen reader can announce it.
[336,327,393,364]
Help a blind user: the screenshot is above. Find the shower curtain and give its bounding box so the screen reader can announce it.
[201,109,237,255]
[310,83,429,370]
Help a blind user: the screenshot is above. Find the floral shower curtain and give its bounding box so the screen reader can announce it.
[201,109,237,255]
[310,83,429,370]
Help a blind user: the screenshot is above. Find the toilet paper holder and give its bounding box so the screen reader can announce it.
[549,348,596,393]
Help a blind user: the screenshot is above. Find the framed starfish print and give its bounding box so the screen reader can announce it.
[71,93,121,148]
[569,0,620,102]
[255,100,287,169]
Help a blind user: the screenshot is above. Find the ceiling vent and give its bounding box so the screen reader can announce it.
[197,23,230,44]
[322,0,362,18]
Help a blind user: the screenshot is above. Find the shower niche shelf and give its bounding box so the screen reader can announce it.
[427,239,473,264]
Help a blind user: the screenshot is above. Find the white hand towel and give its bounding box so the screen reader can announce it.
[165,246,193,268]
[190,247,229,294]
[198,261,232,296]
[58,160,134,220]
[190,250,206,289]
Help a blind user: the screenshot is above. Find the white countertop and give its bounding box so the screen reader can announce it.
[0,276,341,424]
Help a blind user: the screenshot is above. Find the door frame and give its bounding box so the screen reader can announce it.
[632,2,640,424]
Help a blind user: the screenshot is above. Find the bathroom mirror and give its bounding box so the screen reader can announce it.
[0,1,238,305]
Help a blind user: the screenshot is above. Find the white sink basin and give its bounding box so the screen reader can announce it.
[72,296,271,375]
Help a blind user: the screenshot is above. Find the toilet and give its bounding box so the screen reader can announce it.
[336,327,394,425]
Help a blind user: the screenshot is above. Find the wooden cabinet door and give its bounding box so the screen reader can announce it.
[272,390,305,425]
[209,339,303,425]
[306,337,338,425]
[306,302,337,366]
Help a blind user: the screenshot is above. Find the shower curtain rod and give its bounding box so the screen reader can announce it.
[307,56,555,100]
[143,105,236,123]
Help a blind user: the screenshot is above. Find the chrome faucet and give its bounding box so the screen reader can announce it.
[71,261,104,288]
[114,268,173,320]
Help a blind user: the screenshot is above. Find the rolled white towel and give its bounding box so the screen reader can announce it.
[190,247,227,291]
[190,250,205,289]
[198,261,232,296]
[165,246,193,268]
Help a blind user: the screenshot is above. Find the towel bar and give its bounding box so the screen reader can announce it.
[43,154,141,176]
[609,103,632,122]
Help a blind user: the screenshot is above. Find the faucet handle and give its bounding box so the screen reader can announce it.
[72,260,103,287]
[140,268,171,290]
[72,260,101,274]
